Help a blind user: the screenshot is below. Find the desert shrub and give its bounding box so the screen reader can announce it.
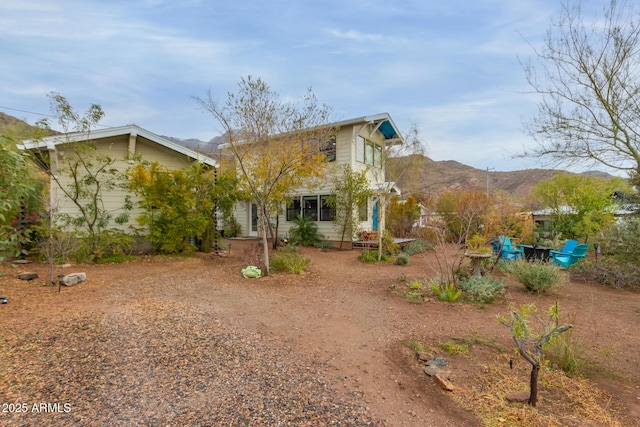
[269,252,311,274]
[358,250,390,263]
[313,240,333,250]
[394,253,409,265]
[460,275,505,304]
[430,282,462,302]
[503,259,562,294]
[545,325,591,377]
[381,231,400,255]
[402,239,434,255]
[69,229,136,263]
[569,258,640,289]
[598,217,640,263]
[407,279,422,290]
[289,215,323,246]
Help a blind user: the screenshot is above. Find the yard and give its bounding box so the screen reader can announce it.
[1,238,639,426]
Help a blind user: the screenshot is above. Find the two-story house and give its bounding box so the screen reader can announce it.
[232,113,403,245]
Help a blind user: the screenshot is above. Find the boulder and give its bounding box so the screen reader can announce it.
[60,272,86,286]
[18,272,38,281]
[506,390,530,403]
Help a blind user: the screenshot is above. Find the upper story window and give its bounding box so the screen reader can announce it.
[356,136,382,168]
[319,136,336,162]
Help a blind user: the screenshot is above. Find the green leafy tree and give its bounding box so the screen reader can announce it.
[128,161,210,253]
[522,0,640,177]
[0,135,41,259]
[196,76,333,274]
[325,164,371,248]
[533,173,629,241]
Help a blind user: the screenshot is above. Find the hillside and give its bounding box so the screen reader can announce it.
[393,155,615,204]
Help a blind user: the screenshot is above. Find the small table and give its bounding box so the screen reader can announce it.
[465,252,493,277]
[519,244,552,262]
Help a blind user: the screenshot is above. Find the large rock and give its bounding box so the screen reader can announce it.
[506,390,530,403]
[60,272,86,286]
[18,272,38,281]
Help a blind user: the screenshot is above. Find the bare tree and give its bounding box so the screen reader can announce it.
[196,76,333,274]
[521,0,640,176]
[371,123,425,260]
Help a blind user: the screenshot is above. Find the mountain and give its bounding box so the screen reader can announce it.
[393,155,616,203]
[160,134,226,154]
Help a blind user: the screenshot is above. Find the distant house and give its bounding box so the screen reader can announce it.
[230,113,404,244]
[20,124,217,236]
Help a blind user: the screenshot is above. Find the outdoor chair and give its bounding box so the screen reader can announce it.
[550,243,589,268]
[554,239,578,255]
[495,235,524,261]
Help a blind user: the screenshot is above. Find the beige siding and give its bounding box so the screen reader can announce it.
[50,134,209,234]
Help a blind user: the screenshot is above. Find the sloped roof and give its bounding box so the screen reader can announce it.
[20,124,218,167]
[333,113,403,143]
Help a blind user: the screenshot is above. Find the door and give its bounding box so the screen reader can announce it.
[250,203,259,236]
[372,201,379,232]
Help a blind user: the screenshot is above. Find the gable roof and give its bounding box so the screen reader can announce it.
[20,124,218,167]
[333,113,403,144]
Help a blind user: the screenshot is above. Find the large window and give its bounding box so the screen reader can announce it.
[356,136,381,167]
[356,136,365,163]
[287,195,335,222]
[320,136,336,162]
[286,198,301,221]
[303,196,318,220]
[320,195,334,221]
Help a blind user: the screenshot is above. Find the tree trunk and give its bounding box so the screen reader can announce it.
[259,204,270,275]
[529,362,540,406]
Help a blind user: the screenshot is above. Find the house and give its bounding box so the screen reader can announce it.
[20,124,218,237]
[230,113,404,245]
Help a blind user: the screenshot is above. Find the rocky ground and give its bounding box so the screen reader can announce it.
[1,238,639,426]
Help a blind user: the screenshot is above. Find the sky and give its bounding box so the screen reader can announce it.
[0,0,610,173]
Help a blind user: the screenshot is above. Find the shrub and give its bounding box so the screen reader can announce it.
[394,253,409,265]
[358,250,390,263]
[289,215,323,246]
[269,252,311,274]
[569,258,640,289]
[545,325,591,377]
[504,259,562,294]
[460,276,505,304]
[430,282,462,302]
[313,240,333,250]
[402,239,434,255]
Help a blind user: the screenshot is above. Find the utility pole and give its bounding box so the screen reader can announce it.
[486,167,494,196]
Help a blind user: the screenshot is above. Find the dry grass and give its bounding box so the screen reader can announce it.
[451,353,623,427]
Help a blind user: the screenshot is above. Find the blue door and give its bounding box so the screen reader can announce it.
[372,201,379,231]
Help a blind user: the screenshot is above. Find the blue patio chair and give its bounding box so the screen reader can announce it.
[495,236,524,261]
[550,243,588,268]
[554,239,578,255]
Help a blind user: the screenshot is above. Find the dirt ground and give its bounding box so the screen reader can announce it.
[1,238,639,426]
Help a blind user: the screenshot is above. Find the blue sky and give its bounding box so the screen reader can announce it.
[0,0,607,172]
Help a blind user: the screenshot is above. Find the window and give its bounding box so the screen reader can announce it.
[356,136,381,167]
[286,198,301,221]
[359,200,368,221]
[374,144,382,168]
[320,195,335,221]
[356,136,365,163]
[320,136,336,162]
[303,196,318,220]
[365,141,373,166]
